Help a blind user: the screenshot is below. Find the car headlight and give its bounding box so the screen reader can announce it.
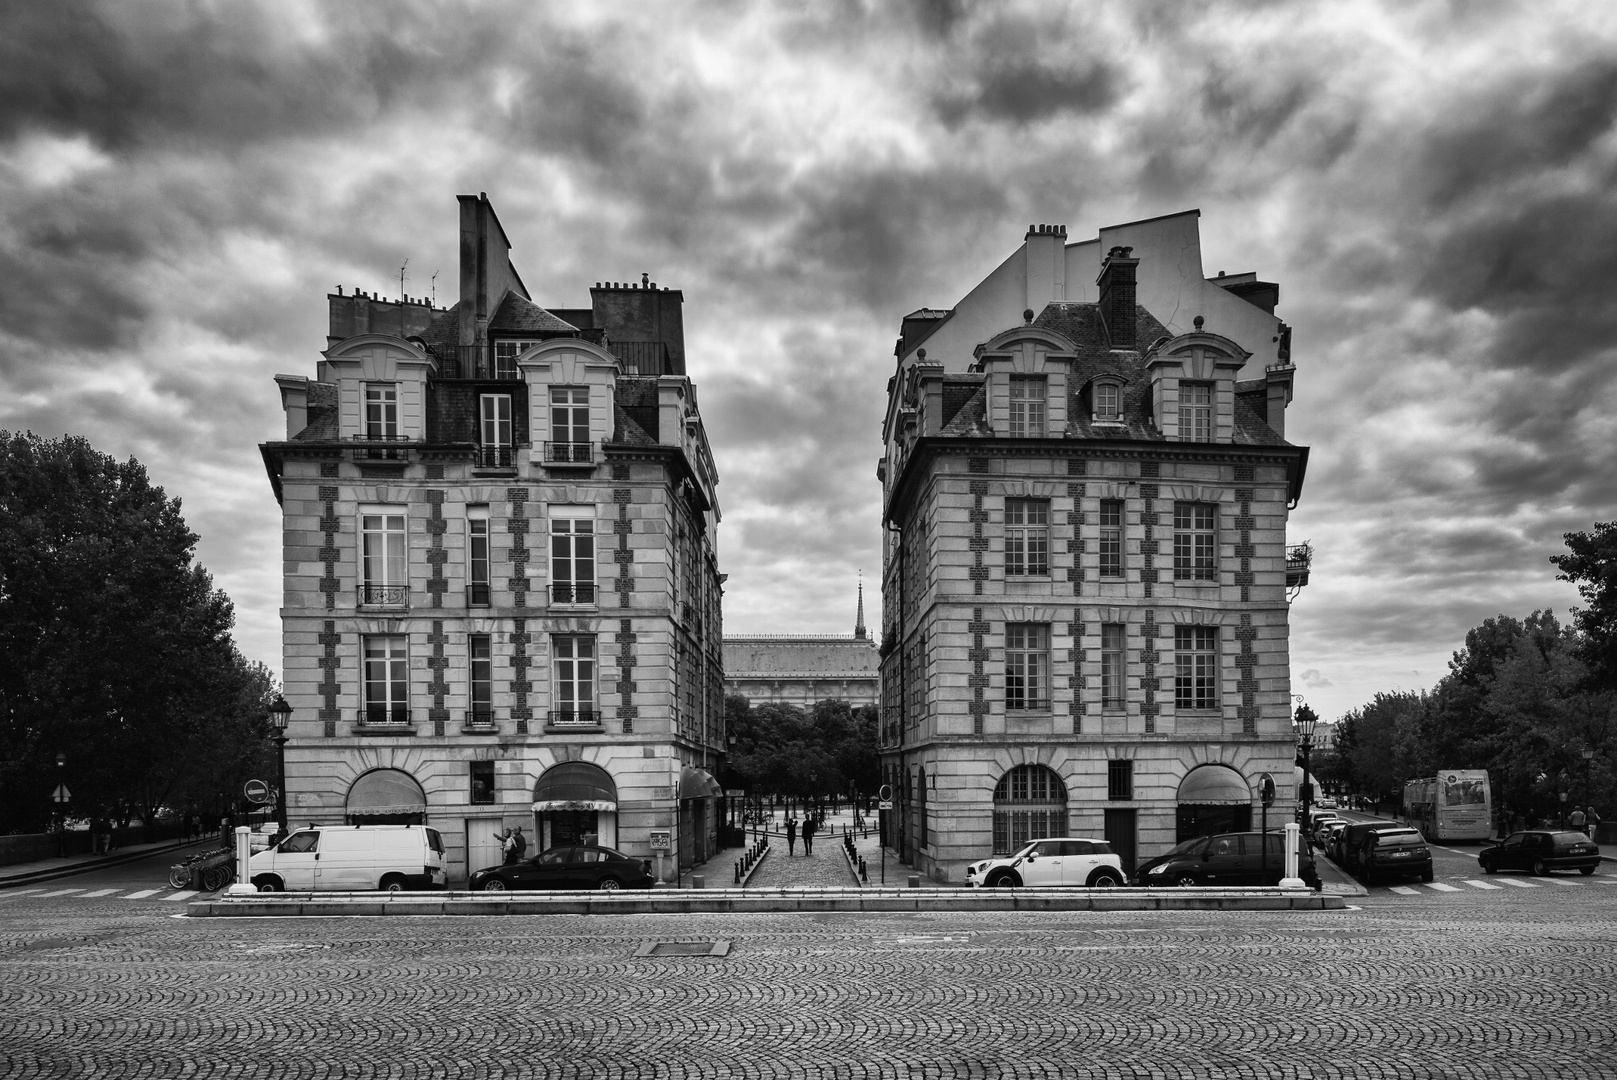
[1146,864,1168,875]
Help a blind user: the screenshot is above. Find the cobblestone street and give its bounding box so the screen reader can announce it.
[2,852,1613,1079]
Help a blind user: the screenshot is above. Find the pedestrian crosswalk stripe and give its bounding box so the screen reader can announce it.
[163,890,199,901]
[1462,880,1502,890]
[0,888,48,897]
[123,889,162,899]
[36,888,85,897]
[1387,886,1419,895]
[1495,878,1540,888]
[1423,882,1461,892]
[1539,876,1579,886]
[1598,878,1617,884]
[76,888,118,897]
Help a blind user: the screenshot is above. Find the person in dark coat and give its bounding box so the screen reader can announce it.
[802,815,816,855]
[785,816,797,856]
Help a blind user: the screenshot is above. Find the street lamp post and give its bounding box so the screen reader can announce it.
[54,753,66,858]
[1583,749,1596,825]
[267,696,292,836]
[1295,704,1318,828]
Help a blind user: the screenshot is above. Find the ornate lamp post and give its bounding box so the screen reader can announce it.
[1294,704,1318,826]
[267,696,292,835]
[1584,748,1596,827]
[54,753,67,858]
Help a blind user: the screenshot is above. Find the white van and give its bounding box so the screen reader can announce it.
[248,824,447,893]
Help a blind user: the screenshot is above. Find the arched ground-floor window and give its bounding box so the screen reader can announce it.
[532,761,618,851]
[345,768,426,825]
[992,764,1067,855]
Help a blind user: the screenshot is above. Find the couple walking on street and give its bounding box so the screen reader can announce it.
[785,814,816,856]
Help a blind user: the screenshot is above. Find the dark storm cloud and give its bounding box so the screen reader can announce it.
[932,57,1121,128]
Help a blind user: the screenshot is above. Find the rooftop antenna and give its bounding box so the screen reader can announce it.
[398,259,410,335]
[431,270,439,309]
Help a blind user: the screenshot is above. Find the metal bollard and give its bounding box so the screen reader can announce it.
[692,874,705,889]
[735,861,741,884]
[908,873,920,889]
[860,859,868,881]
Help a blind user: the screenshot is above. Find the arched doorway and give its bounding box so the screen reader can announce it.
[992,764,1067,855]
[677,765,722,868]
[345,769,426,825]
[1176,764,1253,842]
[532,762,618,851]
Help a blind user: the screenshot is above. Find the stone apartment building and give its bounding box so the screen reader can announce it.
[261,194,726,882]
[878,210,1311,881]
[723,584,879,709]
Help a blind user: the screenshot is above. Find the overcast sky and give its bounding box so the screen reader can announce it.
[3,0,1614,724]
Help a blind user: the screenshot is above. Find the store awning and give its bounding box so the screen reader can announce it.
[1177,765,1252,806]
[678,765,723,800]
[346,769,426,817]
[532,761,617,813]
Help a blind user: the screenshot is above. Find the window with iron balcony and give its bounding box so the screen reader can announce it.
[359,511,409,607]
[547,387,593,463]
[467,634,494,729]
[477,394,514,469]
[467,508,491,606]
[360,383,409,458]
[549,508,596,606]
[549,634,598,728]
[363,635,409,725]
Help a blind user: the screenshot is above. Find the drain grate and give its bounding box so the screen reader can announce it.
[635,939,731,957]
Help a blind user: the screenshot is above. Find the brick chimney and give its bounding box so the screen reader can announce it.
[1097,245,1139,350]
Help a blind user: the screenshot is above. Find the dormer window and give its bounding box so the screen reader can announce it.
[1009,376,1046,437]
[365,384,398,440]
[1179,382,1212,442]
[493,340,538,380]
[1093,379,1123,423]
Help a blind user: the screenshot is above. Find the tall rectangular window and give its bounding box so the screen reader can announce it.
[1005,623,1050,710]
[1099,499,1124,578]
[1108,759,1134,801]
[479,395,512,467]
[360,511,407,605]
[469,760,495,804]
[1101,624,1126,709]
[1095,381,1121,421]
[1179,381,1212,442]
[493,340,537,380]
[1008,376,1046,437]
[1004,498,1049,576]
[1174,626,1219,710]
[549,507,596,605]
[549,387,590,461]
[1173,503,1217,582]
[552,634,597,724]
[364,635,408,724]
[469,634,492,727]
[467,507,490,606]
[364,384,398,439]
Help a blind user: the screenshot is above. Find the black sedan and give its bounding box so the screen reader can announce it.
[1479,831,1601,876]
[469,845,657,892]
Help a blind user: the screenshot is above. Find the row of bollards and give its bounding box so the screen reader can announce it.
[734,834,770,884]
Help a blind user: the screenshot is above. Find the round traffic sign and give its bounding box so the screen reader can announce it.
[243,779,273,804]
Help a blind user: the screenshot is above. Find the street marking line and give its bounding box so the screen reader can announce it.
[1423,882,1461,892]
[162,890,199,901]
[76,889,118,898]
[122,889,162,899]
[36,888,85,897]
[1462,880,1502,890]
[1495,878,1540,888]
[1539,876,1579,886]
[0,889,49,897]
[1387,886,1419,895]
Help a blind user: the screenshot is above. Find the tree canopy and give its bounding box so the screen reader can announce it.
[0,432,277,833]
[720,694,880,799]
[1551,520,1617,691]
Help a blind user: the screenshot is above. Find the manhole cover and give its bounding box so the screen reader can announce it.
[635,940,731,957]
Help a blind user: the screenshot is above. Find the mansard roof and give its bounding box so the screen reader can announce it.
[490,292,578,335]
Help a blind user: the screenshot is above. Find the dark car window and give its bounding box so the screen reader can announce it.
[577,849,604,863]
[278,831,318,854]
[1169,837,1210,857]
[1209,836,1240,856]
[537,848,574,865]
[600,847,631,861]
[1065,841,1095,856]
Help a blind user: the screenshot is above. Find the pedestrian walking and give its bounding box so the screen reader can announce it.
[1569,806,1587,833]
[802,815,816,855]
[511,825,528,859]
[496,827,517,865]
[786,816,797,856]
[1587,806,1602,839]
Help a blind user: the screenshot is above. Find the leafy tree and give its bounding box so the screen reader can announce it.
[720,694,879,801]
[1552,521,1617,691]
[0,432,275,833]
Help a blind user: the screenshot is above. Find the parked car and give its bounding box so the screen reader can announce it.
[1478,831,1601,876]
[965,837,1127,888]
[1310,815,1348,846]
[1337,820,1407,873]
[1134,832,1321,889]
[1357,826,1434,884]
[1320,820,1351,859]
[248,824,447,893]
[1316,797,1338,810]
[470,844,656,892]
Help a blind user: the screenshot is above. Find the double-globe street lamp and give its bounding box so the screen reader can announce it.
[267,696,292,836]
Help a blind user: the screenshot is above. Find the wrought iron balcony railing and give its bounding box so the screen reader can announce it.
[353,432,414,460]
[363,704,411,726]
[358,584,410,608]
[546,709,600,729]
[475,445,515,469]
[1286,541,1313,594]
[545,441,594,465]
[464,708,496,731]
[550,582,596,605]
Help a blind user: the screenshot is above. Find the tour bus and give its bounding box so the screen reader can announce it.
[1403,770,1492,841]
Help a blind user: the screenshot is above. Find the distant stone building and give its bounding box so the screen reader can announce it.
[261,194,726,881]
[723,585,879,708]
[877,210,1312,882]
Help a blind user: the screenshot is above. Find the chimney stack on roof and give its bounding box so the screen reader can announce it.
[1097,245,1139,351]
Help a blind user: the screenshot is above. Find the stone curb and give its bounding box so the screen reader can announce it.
[185,886,1346,917]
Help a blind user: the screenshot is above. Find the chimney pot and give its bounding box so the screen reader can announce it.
[642,272,650,287]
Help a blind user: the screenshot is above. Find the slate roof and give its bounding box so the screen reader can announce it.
[611,377,661,445]
[292,381,339,441]
[490,292,578,334]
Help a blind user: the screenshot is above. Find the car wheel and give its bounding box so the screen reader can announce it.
[481,879,508,892]
[253,876,282,893]
[379,874,407,895]
[1480,858,1495,874]
[1421,867,1434,883]
[1087,870,1122,888]
[1531,859,1548,877]
[1580,866,1596,876]
[989,872,1019,889]
[1174,873,1200,887]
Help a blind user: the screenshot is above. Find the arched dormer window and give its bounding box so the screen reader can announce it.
[1091,376,1125,424]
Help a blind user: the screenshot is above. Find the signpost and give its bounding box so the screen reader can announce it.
[649,828,671,885]
[243,779,274,805]
[1258,772,1275,882]
[878,784,893,885]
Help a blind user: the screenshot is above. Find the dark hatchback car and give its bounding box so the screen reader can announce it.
[470,844,656,892]
[1134,832,1321,889]
[1356,825,1434,884]
[1479,831,1601,876]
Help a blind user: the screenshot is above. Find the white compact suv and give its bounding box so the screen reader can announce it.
[965,837,1127,888]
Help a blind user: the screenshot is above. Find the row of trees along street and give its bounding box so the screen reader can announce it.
[721,695,881,805]
[1316,522,1617,819]
[0,432,278,836]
